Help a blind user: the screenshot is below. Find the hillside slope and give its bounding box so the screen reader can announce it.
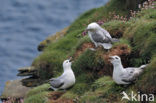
[23,0,156,103]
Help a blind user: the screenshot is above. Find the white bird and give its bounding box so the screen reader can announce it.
[109,55,147,85]
[86,22,119,49]
[49,58,75,91]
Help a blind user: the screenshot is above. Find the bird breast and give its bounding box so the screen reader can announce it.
[113,69,124,84]
[61,70,75,89]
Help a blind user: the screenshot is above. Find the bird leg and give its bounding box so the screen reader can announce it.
[94,43,98,48]
[89,42,97,51]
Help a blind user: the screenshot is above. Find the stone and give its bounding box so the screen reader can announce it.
[0,80,31,99]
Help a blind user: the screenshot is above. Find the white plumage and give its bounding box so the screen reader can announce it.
[49,59,75,91]
[109,55,147,85]
[86,22,118,49]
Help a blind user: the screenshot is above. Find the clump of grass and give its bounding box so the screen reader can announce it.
[103,20,130,38]
[79,76,124,103]
[24,91,48,103]
[68,36,91,58]
[135,56,156,94]
[113,38,131,47]
[124,19,156,66]
[61,91,78,99]
[26,84,50,97]
[72,49,105,78]
[24,84,50,103]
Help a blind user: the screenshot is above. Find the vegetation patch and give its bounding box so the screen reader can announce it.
[23,0,156,103]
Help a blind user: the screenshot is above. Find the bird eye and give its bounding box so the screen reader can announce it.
[115,57,118,59]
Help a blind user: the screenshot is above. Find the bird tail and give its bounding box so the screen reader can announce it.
[101,43,112,49]
[111,38,120,43]
[139,64,148,69]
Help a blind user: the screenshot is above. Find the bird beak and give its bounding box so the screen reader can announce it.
[86,28,91,32]
[69,57,73,62]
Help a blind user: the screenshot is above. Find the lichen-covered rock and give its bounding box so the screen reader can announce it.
[0,80,31,99]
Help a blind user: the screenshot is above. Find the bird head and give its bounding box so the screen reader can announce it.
[63,57,73,70]
[109,55,121,65]
[86,22,100,32]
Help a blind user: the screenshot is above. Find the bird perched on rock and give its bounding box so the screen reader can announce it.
[49,58,75,91]
[86,22,119,49]
[109,55,147,85]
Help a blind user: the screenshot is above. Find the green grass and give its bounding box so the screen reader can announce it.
[135,55,156,94]
[79,76,122,103]
[103,20,130,38]
[26,84,50,97]
[24,0,156,103]
[24,84,50,103]
[24,91,48,103]
[32,0,129,80]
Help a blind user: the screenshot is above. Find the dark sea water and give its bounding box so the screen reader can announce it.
[0,0,108,97]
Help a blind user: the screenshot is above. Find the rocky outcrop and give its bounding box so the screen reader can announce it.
[17,66,47,87]
[17,66,38,77]
[0,80,30,101]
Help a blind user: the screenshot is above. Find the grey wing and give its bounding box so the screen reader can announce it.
[50,78,64,88]
[120,68,136,83]
[91,31,111,43]
[101,28,120,43]
[101,28,112,40]
[49,74,64,81]
[49,75,65,88]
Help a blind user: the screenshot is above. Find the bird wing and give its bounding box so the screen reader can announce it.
[91,30,111,43]
[101,28,112,40]
[49,74,65,88]
[120,68,136,83]
[50,79,64,88]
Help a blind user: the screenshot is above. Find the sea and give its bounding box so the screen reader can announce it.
[0,0,108,99]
